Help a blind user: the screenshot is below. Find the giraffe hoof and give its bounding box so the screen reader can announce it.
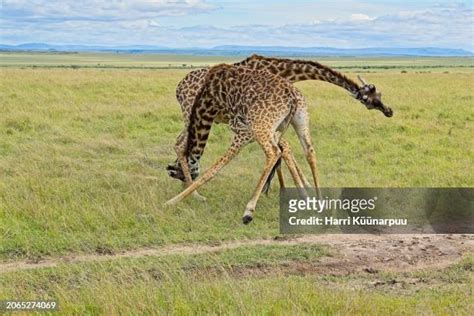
[192,191,207,201]
[242,214,253,225]
[164,197,179,206]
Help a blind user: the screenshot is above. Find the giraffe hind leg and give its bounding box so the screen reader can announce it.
[282,139,311,188]
[262,139,309,193]
[291,109,322,199]
[262,157,282,195]
[276,162,285,189]
[279,139,305,187]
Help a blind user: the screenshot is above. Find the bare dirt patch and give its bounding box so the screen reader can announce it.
[1,234,472,274]
[297,234,473,274]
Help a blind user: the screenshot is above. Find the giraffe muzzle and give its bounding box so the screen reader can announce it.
[166,164,185,181]
[383,107,393,118]
[166,163,200,182]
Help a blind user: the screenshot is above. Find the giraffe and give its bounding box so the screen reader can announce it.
[165,64,321,224]
[166,54,393,189]
[168,60,305,198]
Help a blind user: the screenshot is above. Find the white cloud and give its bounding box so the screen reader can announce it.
[1,0,218,22]
[350,14,375,22]
[148,20,160,27]
[1,2,472,51]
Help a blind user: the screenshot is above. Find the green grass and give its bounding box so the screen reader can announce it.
[0,56,472,314]
[1,246,472,315]
[0,52,238,68]
[0,65,473,260]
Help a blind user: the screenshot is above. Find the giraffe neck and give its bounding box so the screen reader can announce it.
[236,55,361,95]
[184,66,238,177]
[184,95,217,177]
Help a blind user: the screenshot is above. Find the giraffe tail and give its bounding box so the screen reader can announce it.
[262,157,282,195]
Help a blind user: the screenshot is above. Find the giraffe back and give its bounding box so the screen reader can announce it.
[185,64,301,158]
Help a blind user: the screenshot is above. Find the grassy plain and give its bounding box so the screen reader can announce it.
[1,51,473,72]
[1,247,472,314]
[0,53,473,314]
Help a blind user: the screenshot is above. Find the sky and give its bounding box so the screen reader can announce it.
[1,0,473,50]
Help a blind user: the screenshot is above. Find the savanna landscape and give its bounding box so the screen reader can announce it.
[0,52,473,314]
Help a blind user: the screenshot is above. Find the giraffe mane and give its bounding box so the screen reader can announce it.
[184,64,231,158]
[237,54,361,90]
[232,53,262,66]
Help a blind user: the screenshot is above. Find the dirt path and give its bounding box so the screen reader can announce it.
[1,234,472,274]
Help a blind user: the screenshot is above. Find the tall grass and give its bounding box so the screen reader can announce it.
[0,67,473,259]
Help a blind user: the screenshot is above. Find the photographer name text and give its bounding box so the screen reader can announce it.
[286,196,407,227]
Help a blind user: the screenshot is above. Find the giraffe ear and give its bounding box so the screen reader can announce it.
[347,91,358,98]
[357,75,368,85]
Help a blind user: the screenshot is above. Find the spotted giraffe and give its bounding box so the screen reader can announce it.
[165,64,324,224]
[167,54,393,187]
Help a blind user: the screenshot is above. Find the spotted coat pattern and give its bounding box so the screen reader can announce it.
[166,64,324,224]
[167,54,391,182]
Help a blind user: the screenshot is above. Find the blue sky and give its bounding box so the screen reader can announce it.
[1,0,473,50]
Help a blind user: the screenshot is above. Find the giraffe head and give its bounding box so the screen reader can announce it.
[166,159,199,182]
[353,76,393,117]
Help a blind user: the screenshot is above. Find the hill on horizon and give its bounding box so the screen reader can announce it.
[0,43,472,57]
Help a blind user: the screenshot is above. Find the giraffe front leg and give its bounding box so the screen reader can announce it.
[173,130,194,186]
[242,140,281,225]
[165,133,250,206]
[187,159,208,201]
[191,189,207,201]
[177,156,207,201]
[173,131,207,201]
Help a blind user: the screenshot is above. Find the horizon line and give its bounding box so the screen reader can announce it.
[1,42,473,53]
